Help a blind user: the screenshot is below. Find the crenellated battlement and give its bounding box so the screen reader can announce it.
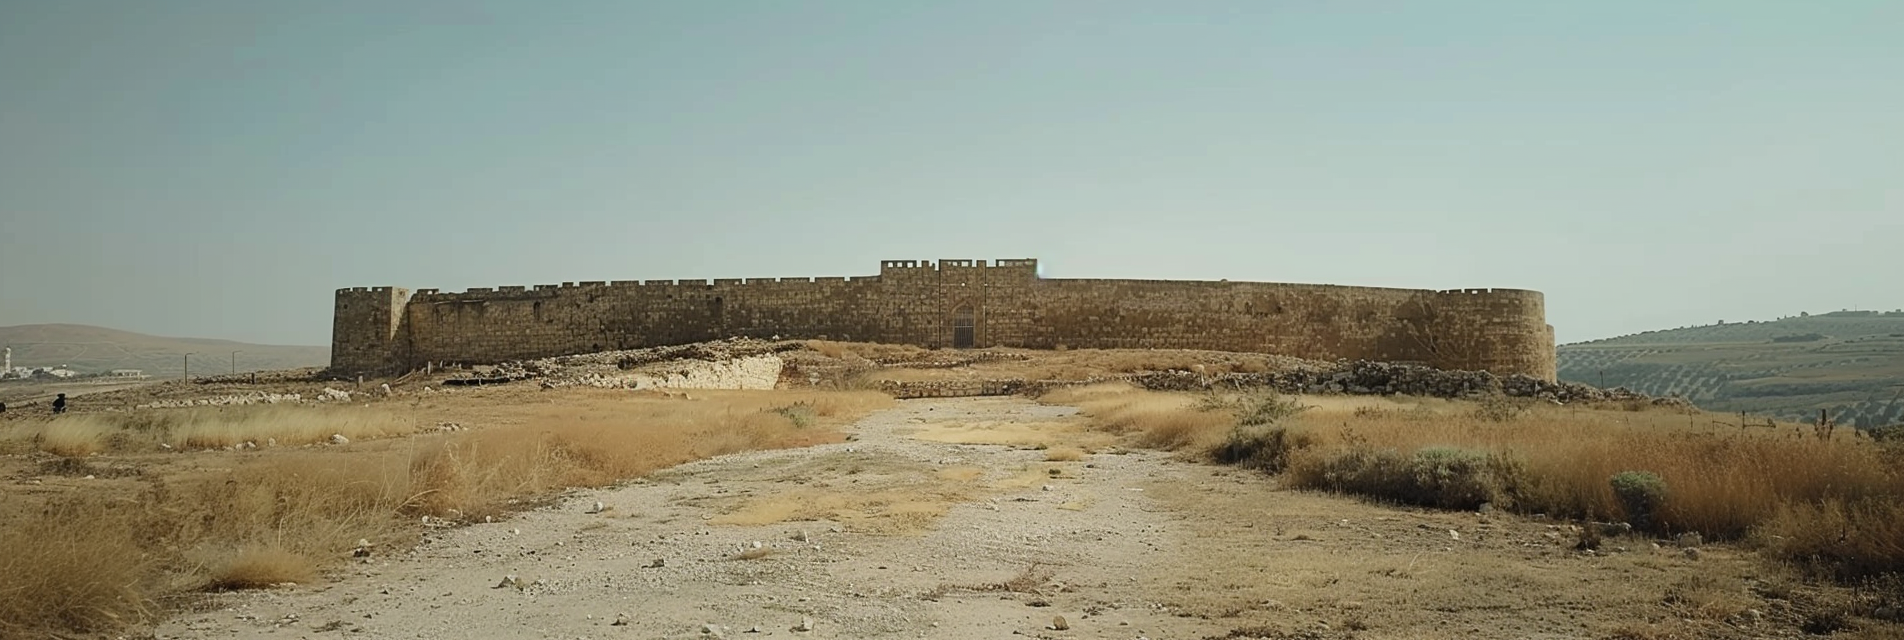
[331,259,1554,380]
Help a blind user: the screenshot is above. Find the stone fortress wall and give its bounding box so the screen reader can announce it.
[332,258,1557,380]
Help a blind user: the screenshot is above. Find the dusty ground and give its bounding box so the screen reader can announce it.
[143,395,1863,640]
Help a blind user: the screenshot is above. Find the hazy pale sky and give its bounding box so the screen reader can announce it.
[2,1,1898,346]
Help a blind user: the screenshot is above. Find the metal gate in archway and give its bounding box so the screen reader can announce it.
[951,306,976,349]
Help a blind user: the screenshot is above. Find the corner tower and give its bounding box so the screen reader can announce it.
[1426,288,1556,381]
[330,286,413,374]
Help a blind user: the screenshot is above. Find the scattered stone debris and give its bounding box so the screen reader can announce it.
[444,338,802,389]
[137,390,305,409]
[876,356,1686,406]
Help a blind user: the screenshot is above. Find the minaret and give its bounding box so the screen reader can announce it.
[3,346,10,373]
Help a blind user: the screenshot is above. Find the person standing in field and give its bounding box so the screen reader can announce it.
[51,394,67,414]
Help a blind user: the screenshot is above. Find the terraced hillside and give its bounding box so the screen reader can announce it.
[1558,311,1904,427]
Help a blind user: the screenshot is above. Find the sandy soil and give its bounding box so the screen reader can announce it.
[148,396,1865,640]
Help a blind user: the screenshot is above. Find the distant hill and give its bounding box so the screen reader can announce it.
[1558,311,1904,428]
[0,324,328,377]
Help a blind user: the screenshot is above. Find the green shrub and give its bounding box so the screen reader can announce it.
[1211,425,1313,472]
[1299,445,1520,510]
[1410,447,1517,509]
[1610,471,1668,532]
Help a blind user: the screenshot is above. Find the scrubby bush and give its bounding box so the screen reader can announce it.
[1194,390,1310,426]
[770,402,817,428]
[1211,425,1313,472]
[1237,392,1311,426]
[1412,446,1521,509]
[1610,471,1669,532]
[1293,445,1521,510]
[1866,424,1904,443]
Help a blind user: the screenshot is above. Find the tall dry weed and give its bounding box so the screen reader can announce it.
[1045,384,1232,451]
[1051,385,1904,577]
[410,389,887,518]
[0,497,162,636]
[1756,498,1904,579]
[0,405,418,454]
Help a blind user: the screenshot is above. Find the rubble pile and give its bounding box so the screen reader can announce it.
[136,391,306,409]
[445,338,804,390]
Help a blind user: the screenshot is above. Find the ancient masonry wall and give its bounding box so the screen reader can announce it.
[331,259,1557,380]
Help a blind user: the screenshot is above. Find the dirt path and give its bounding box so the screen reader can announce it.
[154,397,1206,640]
[151,396,1832,640]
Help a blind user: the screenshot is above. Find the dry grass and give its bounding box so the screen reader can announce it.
[1048,385,1904,578]
[202,545,318,590]
[1040,383,1233,452]
[1276,398,1904,542]
[1044,446,1086,462]
[0,404,419,454]
[706,455,984,535]
[410,389,888,519]
[909,419,1116,453]
[1756,498,1904,579]
[805,340,926,363]
[0,497,161,636]
[0,387,893,638]
[708,485,972,534]
[1660,573,1754,621]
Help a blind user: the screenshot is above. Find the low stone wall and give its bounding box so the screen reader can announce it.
[877,379,1033,399]
[875,360,1684,407]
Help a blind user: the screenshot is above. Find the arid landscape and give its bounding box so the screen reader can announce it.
[8,4,1900,639]
[4,342,1900,640]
